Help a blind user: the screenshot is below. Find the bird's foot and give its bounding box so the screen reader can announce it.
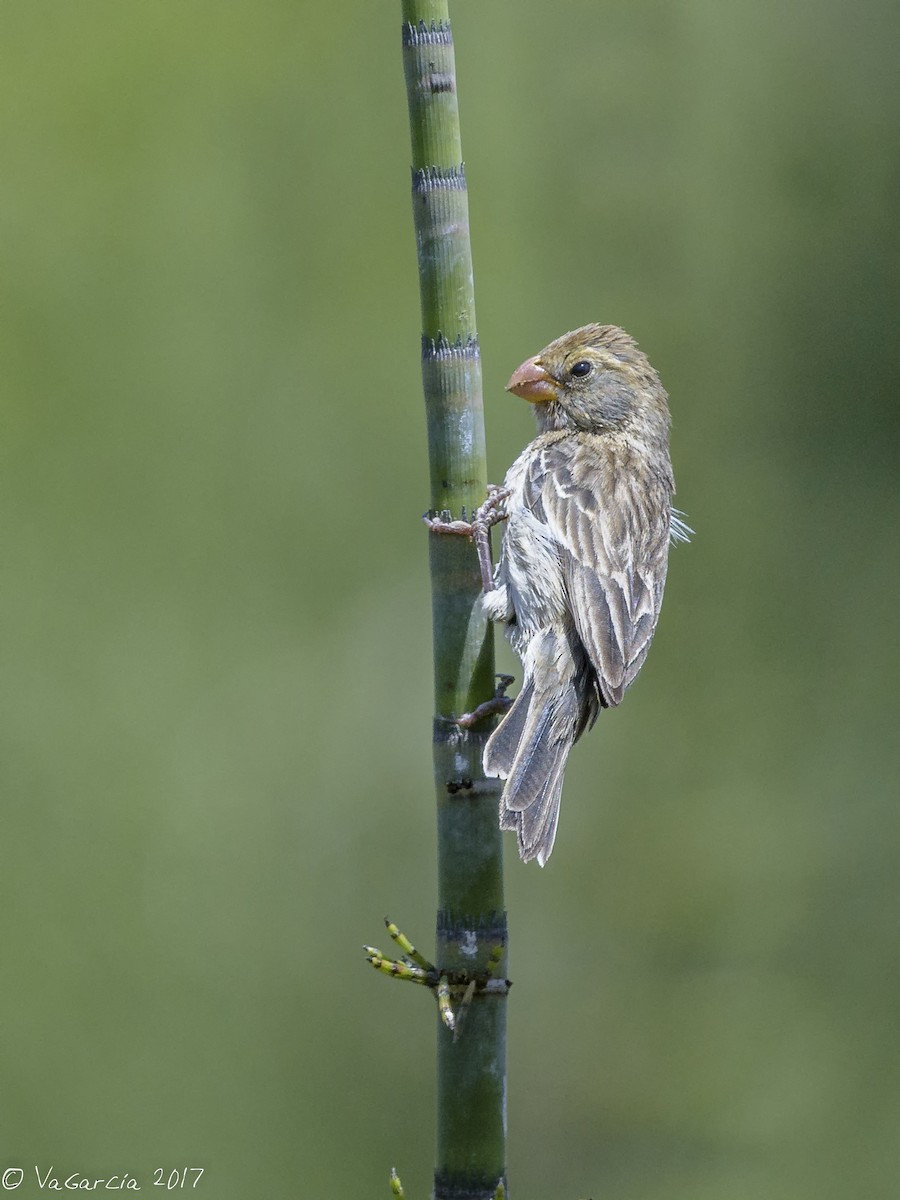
[422,487,510,537]
[423,487,510,591]
[422,509,474,536]
[456,674,515,729]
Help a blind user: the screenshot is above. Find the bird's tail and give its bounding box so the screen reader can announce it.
[484,669,590,867]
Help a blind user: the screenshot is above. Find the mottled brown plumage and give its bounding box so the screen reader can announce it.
[483,324,688,865]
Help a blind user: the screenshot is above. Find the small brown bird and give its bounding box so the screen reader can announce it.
[483,324,689,865]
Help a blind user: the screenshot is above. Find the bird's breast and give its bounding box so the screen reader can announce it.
[498,447,570,632]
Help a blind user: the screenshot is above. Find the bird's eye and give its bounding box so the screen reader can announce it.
[570,360,593,378]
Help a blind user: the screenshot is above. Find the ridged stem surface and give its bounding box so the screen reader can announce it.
[400,6,508,1197]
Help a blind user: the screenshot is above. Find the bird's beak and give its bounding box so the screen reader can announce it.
[506,356,559,404]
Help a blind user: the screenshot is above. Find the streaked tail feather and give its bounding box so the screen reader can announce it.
[486,675,577,866]
[512,747,568,866]
[483,677,535,779]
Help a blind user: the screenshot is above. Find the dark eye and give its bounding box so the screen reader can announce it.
[570,360,592,378]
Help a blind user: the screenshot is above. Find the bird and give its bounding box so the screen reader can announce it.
[482,323,690,866]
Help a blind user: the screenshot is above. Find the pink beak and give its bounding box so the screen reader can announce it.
[506,356,559,404]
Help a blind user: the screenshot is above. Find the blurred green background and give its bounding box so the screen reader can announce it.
[2,2,898,1198]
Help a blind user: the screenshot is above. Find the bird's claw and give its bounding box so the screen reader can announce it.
[423,488,510,591]
[422,510,475,537]
[422,488,510,535]
[477,486,511,525]
[456,674,515,729]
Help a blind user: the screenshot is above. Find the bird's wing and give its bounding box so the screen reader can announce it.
[523,438,671,707]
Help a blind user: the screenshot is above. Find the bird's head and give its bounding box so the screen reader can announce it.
[506,323,670,438]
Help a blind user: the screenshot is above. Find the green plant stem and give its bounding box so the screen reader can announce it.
[400,5,508,1198]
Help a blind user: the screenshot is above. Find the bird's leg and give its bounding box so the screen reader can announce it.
[423,485,510,592]
[471,485,510,591]
[456,674,515,729]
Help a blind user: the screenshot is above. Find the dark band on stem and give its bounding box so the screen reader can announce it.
[422,333,480,361]
[402,19,453,47]
[444,774,504,799]
[437,909,507,943]
[433,717,489,745]
[433,1174,507,1200]
[412,163,467,193]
